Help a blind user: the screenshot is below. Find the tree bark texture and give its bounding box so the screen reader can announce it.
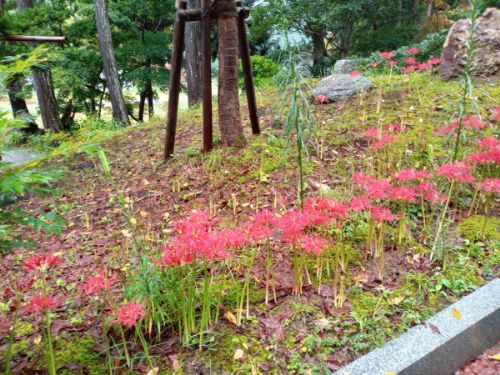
[94,0,130,125]
[0,0,5,16]
[215,0,245,147]
[32,70,63,132]
[185,0,202,106]
[17,0,62,133]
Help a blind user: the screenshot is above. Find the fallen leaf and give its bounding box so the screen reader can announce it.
[428,323,442,335]
[487,354,500,361]
[225,311,237,325]
[452,308,462,320]
[33,334,42,345]
[234,348,244,360]
[146,367,159,375]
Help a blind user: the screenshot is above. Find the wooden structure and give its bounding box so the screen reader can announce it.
[0,35,67,43]
[164,0,260,159]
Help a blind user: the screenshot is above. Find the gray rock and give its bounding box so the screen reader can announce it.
[333,59,360,74]
[1,149,42,167]
[441,7,500,79]
[334,278,500,375]
[311,74,373,102]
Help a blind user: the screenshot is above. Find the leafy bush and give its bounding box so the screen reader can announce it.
[240,55,282,88]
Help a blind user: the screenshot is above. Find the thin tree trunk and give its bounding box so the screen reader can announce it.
[94,0,130,125]
[17,0,62,133]
[146,79,154,118]
[138,91,146,123]
[32,70,63,132]
[6,75,41,134]
[311,32,325,72]
[426,0,433,18]
[0,0,5,15]
[215,0,245,147]
[185,0,202,106]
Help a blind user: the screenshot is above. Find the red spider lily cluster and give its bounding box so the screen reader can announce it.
[25,294,60,317]
[83,271,118,295]
[24,253,61,271]
[117,302,146,329]
[435,116,487,137]
[370,48,441,74]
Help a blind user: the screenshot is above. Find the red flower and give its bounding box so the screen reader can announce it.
[316,95,328,104]
[390,186,417,203]
[417,181,445,203]
[418,63,431,70]
[24,253,61,271]
[244,210,277,241]
[370,61,380,68]
[395,169,431,182]
[384,123,407,133]
[466,150,500,165]
[463,116,486,129]
[434,122,457,137]
[429,58,442,65]
[349,197,372,212]
[26,294,59,316]
[479,178,500,193]
[352,172,376,186]
[388,60,398,67]
[364,127,381,140]
[436,162,475,183]
[371,134,396,149]
[366,179,393,200]
[117,302,145,329]
[159,244,194,267]
[406,47,420,54]
[403,65,417,73]
[214,229,249,248]
[350,70,361,77]
[83,273,117,295]
[371,207,398,223]
[405,57,417,65]
[276,211,311,242]
[297,234,327,256]
[477,136,499,150]
[379,51,394,59]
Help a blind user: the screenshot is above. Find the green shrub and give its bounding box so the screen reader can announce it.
[240,55,281,88]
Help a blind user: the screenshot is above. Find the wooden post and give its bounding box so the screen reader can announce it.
[164,0,188,159]
[201,0,213,153]
[236,4,260,135]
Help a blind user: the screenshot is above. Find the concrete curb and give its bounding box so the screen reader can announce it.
[334,278,500,375]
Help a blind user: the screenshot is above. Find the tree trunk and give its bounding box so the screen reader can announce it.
[6,75,41,134]
[32,70,63,132]
[426,0,433,18]
[17,0,62,133]
[146,79,154,118]
[311,32,325,72]
[185,0,202,106]
[215,0,245,147]
[94,0,130,125]
[0,0,5,15]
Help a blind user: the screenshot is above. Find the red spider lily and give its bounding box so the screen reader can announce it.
[405,57,417,65]
[370,61,380,67]
[417,182,446,203]
[364,127,381,140]
[316,95,328,104]
[434,122,457,137]
[349,197,373,212]
[24,253,61,271]
[388,60,398,67]
[352,172,376,186]
[159,244,194,267]
[350,70,361,77]
[479,178,500,193]
[371,134,396,149]
[117,302,145,329]
[477,136,499,150]
[275,210,311,242]
[371,207,398,223]
[463,116,486,129]
[83,273,118,295]
[436,162,475,183]
[297,234,327,256]
[466,149,500,165]
[26,295,60,317]
[366,179,393,200]
[379,51,394,59]
[384,123,407,133]
[244,210,277,241]
[406,47,420,54]
[395,169,431,182]
[403,65,417,73]
[429,58,442,65]
[390,186,418,203]
[418,63,431,70]
[214,229,249,248]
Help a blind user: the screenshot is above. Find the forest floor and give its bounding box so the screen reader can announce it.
[1,72,499,374]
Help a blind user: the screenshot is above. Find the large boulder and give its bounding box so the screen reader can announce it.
[311,74,373,102]
[441,7,500,80]
[333,59,360,74]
